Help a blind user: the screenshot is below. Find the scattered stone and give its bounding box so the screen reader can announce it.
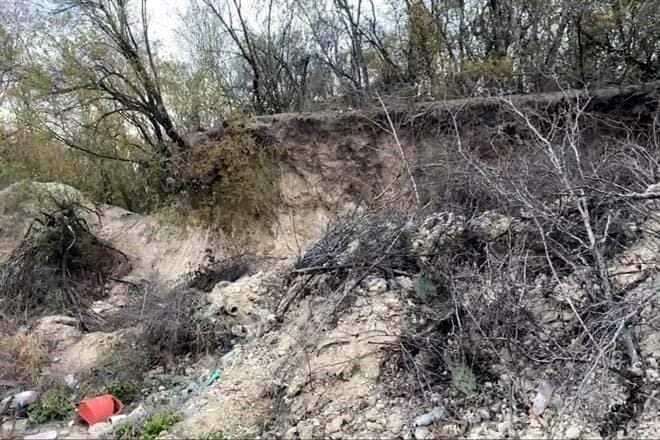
[125,404,148,424]
[364,407,380,422]
[326,414,351,434]
[564,425,582,438]
[388,413,404,434]
[13,390,39,408]
[24,431,58,440]
[414,406,446,427]
[284,426,298,439]
[363,277,388,294]
[297,422,315,439]
[437,424,463,437]
[478,408,491,421]
[414,426,433,440]
[88,422,113,439]
[395,276,414,291]
[366,421,384,432]
[1,418,27,434]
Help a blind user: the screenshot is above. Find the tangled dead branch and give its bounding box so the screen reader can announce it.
[0,197,128,324]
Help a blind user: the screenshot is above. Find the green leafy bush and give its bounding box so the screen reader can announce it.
[28,388,75,424]
[446,356,478,396]
[114,411,181,440]
[104,381,142,405]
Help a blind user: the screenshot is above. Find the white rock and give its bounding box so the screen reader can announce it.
[414,406,446,427]
[284,426,298,439]
[326,414,351,433]
[564,425,582,438]
[125,404,148,423]
[363,277,388,294]
[88,422,113,439]
[24,431,58,440]
[395,276,414,291]
[388,413,404,434]
[414,426,433,439]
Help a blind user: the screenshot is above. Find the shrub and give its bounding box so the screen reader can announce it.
[114,411,180,440]
[0,198,127,321]
[162,128,281,234]
[0,331,48,388]
[27,388,74,425]
[104,381,142,406]
[137,285,233,366]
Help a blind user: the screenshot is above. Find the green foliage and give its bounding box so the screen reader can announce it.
[446,356,478,396]
[114,422,142,440]
[104,381,142,405]
[114,411,181,440]
[414,273,437,303]
[28,388,75,425]
[142,411,180,440]
[0,129,155,213]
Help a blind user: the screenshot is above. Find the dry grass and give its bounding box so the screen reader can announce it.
[162,127,282,235]
[0,330,48,389]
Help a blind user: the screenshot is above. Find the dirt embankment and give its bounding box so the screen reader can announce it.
[2,83,660,440]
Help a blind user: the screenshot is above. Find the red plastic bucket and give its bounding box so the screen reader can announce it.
[77,394,124,425]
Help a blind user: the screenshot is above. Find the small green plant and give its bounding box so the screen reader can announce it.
[114,421,142,440]
[141,411,181,440]
[446,355,478,396]
[105,380,141,405]
[113,411,180,440]
[28,388,75,424]
[414,273,437,303]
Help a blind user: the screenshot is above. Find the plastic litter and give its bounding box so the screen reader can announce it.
[205,369,221,387]
[77,394,124,425]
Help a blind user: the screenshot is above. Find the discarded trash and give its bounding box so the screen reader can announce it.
[205,369,221,387]
[4,390,40,417]
[77,394,124,425]
[109,414,128,424]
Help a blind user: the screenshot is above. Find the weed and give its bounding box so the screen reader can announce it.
[114,422,142,440]
[0,331,48,387]
[104,381,142,405]
[140,286,233,365]
[446,355,478,396]
[142,412,180,440]
[27,388,75,425]
[114,411,180,440]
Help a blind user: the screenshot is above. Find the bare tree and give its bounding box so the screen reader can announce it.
[200,0,311,114]
[50,0,187,157]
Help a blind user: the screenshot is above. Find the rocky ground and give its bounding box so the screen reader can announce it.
[2,180,660,439]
